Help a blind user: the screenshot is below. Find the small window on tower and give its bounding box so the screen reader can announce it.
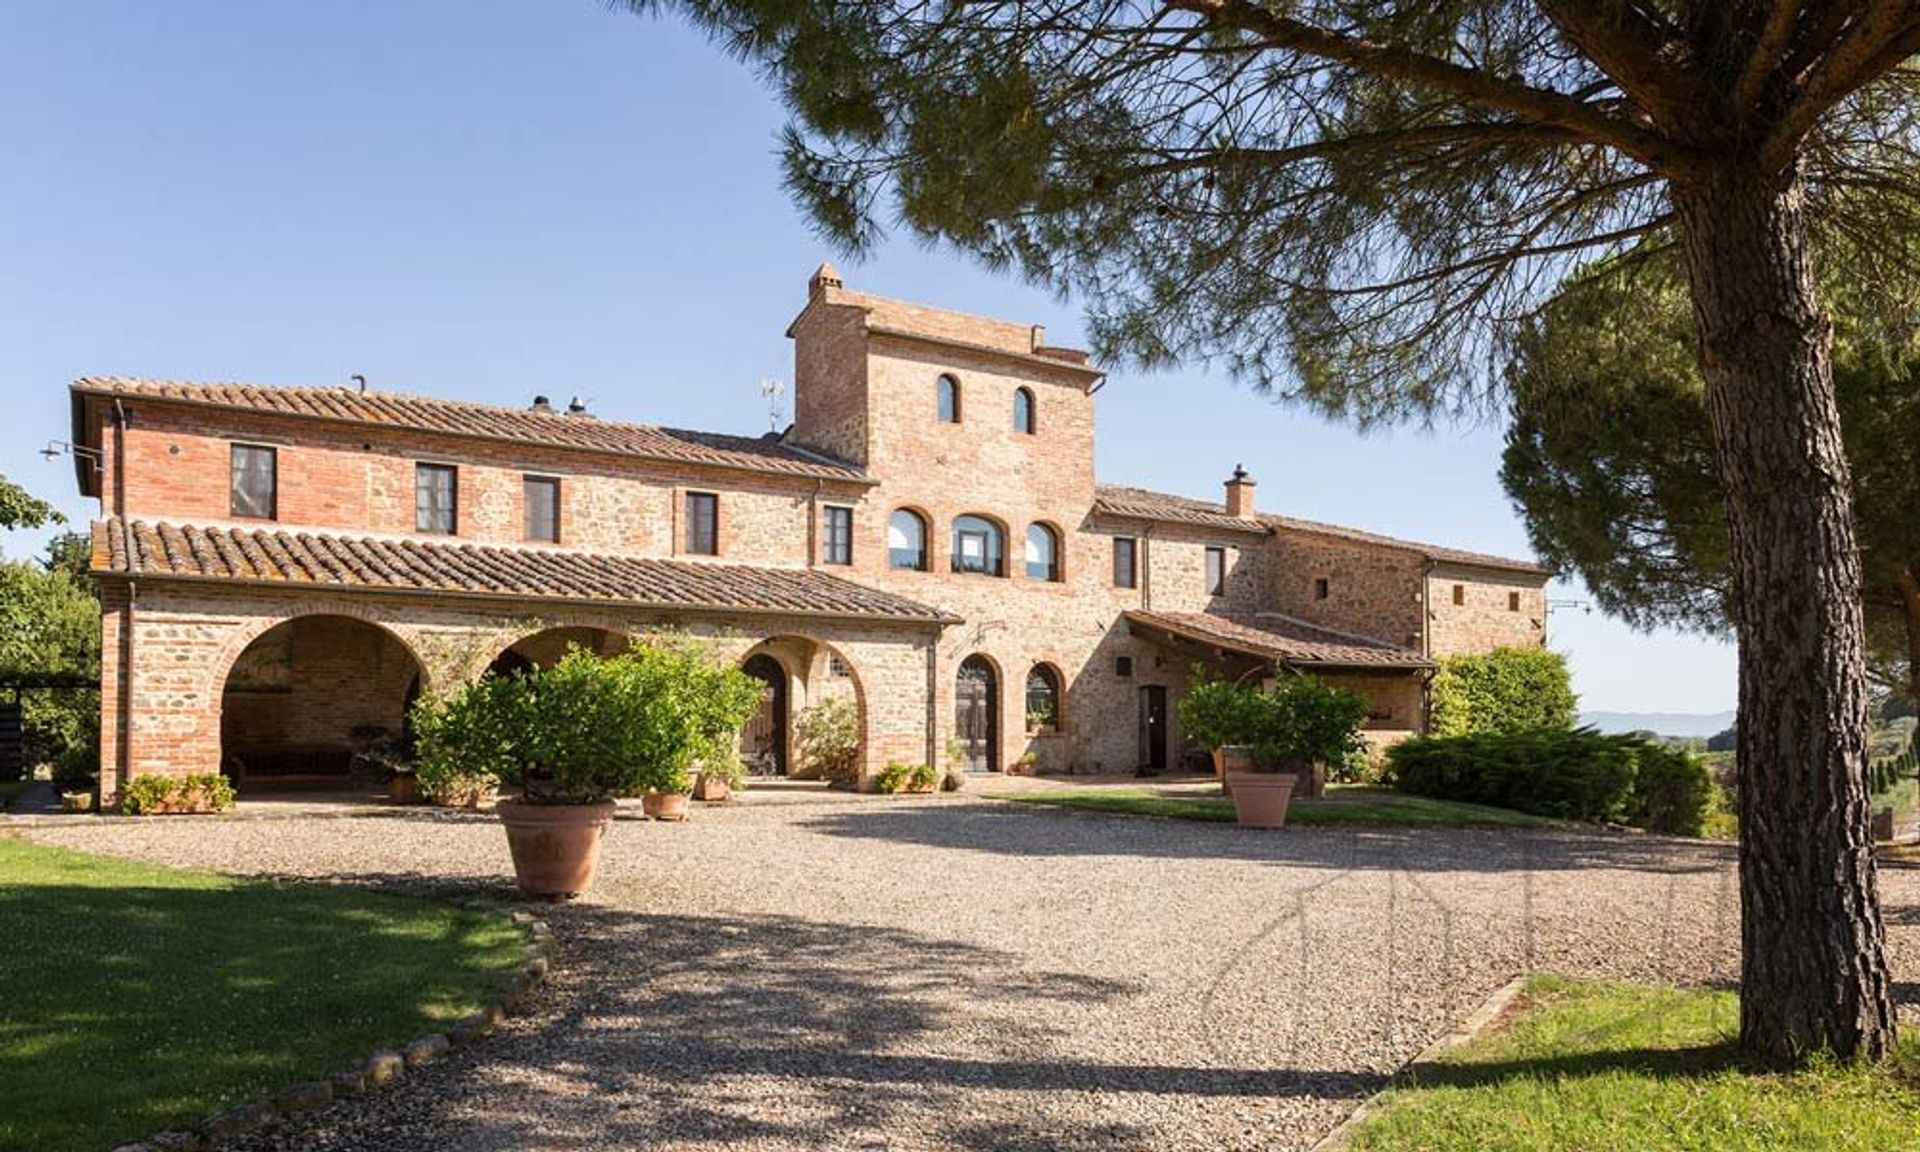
[1314,577,1330,601]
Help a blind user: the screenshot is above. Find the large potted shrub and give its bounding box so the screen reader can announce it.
[413,642,761,897]
[1176,674,1269,789]
[1226,675,1368,829]
[795,697,861,788]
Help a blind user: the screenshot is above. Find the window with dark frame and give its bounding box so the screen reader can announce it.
[1314,576,1330,601]
[684,492,719,555]
[1013,388,1036,434]
[229,444,277,520]
[1025,665,1062,732]
[1453,583,1466,606]
[1113,536,1138,589]
[1509,590,1522,612]
[523,475,560,543]
[415,463,457,534]
[1025,523,1061,582]
[950,514,1004,576]
[1115,656,1134,678]
[823,506,853,565]
[937,374,961,423]
[1205,546,1226,596]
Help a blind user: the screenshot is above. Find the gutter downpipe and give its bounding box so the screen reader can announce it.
[110,399,132,812]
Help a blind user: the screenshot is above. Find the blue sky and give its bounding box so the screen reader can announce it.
[0,1,1736,714]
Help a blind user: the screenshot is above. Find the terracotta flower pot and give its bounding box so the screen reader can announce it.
[497,798,618,898]
[642,792,691,822]
[1215,746,1256,796]
[1224,771,1298,829]
[388,773,422,805]
[692,775,731,803]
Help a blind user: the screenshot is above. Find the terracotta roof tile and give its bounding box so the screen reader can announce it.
[1093,483,1549,574]
[73,378,867,483]
[1125,609,1432,671]
[94,519,953,624]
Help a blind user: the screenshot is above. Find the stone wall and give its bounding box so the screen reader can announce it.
[1268,529,1428,651]
[1425,564,1549,657]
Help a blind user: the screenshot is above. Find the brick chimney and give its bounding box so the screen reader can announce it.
[809,261,844,299]
[1225,464,1257,519]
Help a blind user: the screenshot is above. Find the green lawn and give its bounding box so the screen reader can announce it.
[0,838,528,1152]
[1348,975,1920,1151]
[997,785,1559,828]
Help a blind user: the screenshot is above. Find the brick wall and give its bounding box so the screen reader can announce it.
[1268,529,1427,650]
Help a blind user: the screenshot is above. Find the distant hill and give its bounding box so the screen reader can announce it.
[1580,710,1737,739]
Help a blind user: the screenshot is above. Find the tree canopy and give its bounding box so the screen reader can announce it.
[0,474,62,532]
[1502,253,1920,693]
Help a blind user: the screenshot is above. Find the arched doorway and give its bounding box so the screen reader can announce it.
[219,615,424,791]
[740,653,788,777]
[956,655,998,772]
[487,625,629,678]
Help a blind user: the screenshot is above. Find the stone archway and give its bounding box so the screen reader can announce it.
[956,654,999,773]
[740,635,869,783]
[740,653,789,777]
[488,625,631,677]
[219,614,426,791]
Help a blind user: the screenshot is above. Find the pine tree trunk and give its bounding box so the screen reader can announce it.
[1673,167,1896,1062]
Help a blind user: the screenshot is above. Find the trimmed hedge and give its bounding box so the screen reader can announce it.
[1428,647,1577,736]
[1386,727,1713,835]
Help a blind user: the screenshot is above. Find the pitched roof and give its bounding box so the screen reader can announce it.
[92,519,953,624]
[1125,609,1432,671]
[1093,484,1549,575]
[71,378,867,483]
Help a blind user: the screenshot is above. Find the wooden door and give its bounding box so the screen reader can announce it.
[956,656,997,772]
[740,655,787,776]
[1138,686,1168,774]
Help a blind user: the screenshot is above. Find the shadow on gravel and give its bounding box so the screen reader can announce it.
[798,803,1735,875]
[228,906,1382,1151]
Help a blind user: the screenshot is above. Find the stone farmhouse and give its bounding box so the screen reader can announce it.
[71,266,1549,804]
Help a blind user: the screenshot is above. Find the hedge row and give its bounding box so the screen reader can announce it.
[1386,728,1713,835]
[1869,742,1917,796]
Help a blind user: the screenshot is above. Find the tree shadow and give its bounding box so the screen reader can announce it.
[1398,1039,1743,1091]
[797,802,1736,875]
[225,905,1385,1151]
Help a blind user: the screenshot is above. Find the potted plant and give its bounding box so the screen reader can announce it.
[1226,675,1368,829]
[693,749,745,802]
[1176,674,1268,792]
[1011,751,1039,776]
[643,764,694,820]
[412,642,761,897]
[795,697,861,788]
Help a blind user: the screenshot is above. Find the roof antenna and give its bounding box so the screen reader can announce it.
[351,374,367,394]
[760,378,787,433]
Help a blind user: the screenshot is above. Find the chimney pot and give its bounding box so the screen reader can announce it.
[567,397,588,416]
[530,395,553,413]
[1225,464,1257,519]
[809,261,843,297]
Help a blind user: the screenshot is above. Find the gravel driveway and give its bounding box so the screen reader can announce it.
[22,790,1920,1151]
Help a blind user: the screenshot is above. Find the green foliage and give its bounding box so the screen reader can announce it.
[1503,251,1920,695]
[411,643,763,805]
[0,540,101,778]
[796,696,862,787]
[875,761,937,794]
[1349,974,1920,1152]
[0,473,62,531]
[0,838,524,1152]
[1428,647,1578,736]
[118,773,235,815]
[1387,728,1713,834]
[1178,671,1369,773]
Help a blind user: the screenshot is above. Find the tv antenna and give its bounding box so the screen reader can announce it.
[760,378,788,433]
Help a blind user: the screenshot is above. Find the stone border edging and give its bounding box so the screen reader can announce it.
[109,902,554,1152]
[1309,974,1529,1152]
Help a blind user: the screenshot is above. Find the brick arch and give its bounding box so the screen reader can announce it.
[949,511,1011,578]
[742,632,874,783]
[1022,519,1066,583]
[886,505,935,571]
[206,599,434,702]
[488,619,633,678]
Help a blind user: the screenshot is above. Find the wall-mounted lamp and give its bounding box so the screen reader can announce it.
[40,440,105,475]
[1546,598,1592,616]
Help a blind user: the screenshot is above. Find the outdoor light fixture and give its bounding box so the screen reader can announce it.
[41,439,105,474]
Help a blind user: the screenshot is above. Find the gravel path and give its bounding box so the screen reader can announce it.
[22,792,1920,1151]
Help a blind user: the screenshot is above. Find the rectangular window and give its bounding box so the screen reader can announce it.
[523,476,560,543]
[1452,583,1466,606]
[684,492,718,555]
[415,463,457,534]
[229,444,277,520]
[1113,537,1138,589]
[1115,656,1134,678]
[1313,576,1330,601]
[822,506,853,565]
[1205,547,1226,596]
[1509,590,1522,612]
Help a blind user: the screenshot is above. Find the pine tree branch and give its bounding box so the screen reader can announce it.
[1733,1,1807,111]
[1763,2,1920,171]
[1537,0,1702,125]
[1161,0,1697,173]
